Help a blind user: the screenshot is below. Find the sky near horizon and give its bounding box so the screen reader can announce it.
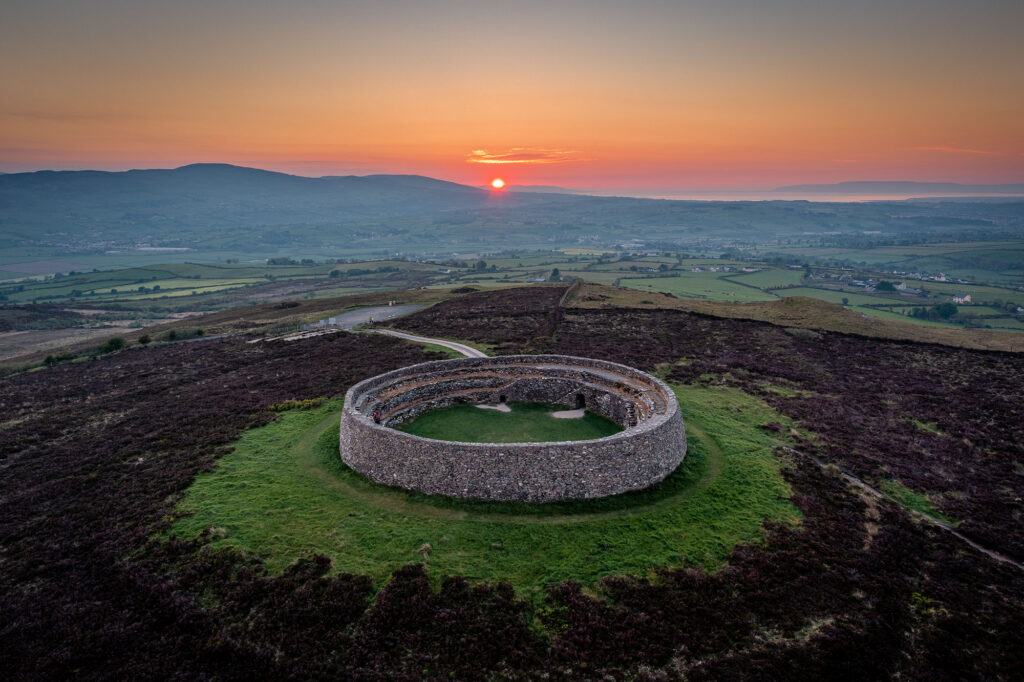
[1,0,1022,190]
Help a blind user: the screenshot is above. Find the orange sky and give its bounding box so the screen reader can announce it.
[1,1,1022,189]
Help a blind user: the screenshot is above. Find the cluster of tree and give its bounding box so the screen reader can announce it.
[42,351,74,367]
[328,266,400,278]
[98,336,126,354]
[792,229,1014,251]
[745,251,809,267]
[622,263,671,272]
[909,302,958,321]
[162,327,204,342]
[0,283,27,298]
[39,335,131,368]
[986,300,1024,314]
[266,257,319,266]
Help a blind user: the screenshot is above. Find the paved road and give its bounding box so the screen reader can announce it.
[306,304,425,330]
[366,329,488,358]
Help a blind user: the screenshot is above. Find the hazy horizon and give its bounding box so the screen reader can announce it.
[3,162,1022,203]
[3,1,1022,190]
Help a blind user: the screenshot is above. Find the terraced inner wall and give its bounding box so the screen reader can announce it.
[340,355,686,502]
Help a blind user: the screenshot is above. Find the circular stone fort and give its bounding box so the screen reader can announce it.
[340,355,686,502]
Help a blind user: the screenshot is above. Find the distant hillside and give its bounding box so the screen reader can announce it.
[775,181,1024,195]
[0,164,587,249]
[2,164,1022,252]
[506,185,590,195]
[0,163,489,228]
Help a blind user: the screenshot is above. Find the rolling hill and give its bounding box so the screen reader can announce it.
[2,165,1022,253]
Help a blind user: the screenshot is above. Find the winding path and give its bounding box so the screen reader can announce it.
[365,328,488,358]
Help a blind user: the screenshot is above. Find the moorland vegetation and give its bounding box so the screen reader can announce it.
[2,284,1022,679]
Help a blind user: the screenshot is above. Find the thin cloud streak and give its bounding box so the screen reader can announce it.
[467,148,588,165]
[912,146,996,155]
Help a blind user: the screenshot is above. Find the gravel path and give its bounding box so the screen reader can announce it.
[365,328,488,358]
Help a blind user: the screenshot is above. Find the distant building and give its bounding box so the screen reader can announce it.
[952,294,972,304]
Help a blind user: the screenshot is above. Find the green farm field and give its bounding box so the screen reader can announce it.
[985,318,1024,330]
[773,241,1024,286]
[622,273,777,302]
[583,259,673,272]
[951,305,1018,316]
[5,245,1021,345]
[774,287,899,306]
[725,268,806,289]
[562,270,626,285]
[850,307,964,327]
[773,288,965,327]
[914,281,1024,306]
[0,258,454,305]
[98,283,259,300]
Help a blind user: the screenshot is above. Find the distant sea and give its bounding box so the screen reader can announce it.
[589,190,1024,203]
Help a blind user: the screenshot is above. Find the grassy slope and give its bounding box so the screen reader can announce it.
[879,478,959,526]
[569,283,1024,352]
[621,272,777,303]
[397,402,622,443]
[725,268,806,289]
[170,384,799,593]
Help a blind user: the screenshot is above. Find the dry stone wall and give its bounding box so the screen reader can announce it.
[340,355,686,502]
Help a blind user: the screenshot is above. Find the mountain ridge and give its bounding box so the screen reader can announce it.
[2,164,1021,252]
[775,180,1024,194]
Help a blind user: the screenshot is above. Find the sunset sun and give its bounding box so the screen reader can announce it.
[490,178,506,190]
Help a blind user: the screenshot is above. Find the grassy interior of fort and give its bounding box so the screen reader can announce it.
[395,401,623,443]
[169,383,801,594]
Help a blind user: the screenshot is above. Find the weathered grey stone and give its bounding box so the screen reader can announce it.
[340,355,686,502]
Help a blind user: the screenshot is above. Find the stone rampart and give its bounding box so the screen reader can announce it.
[339,355,686,502]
